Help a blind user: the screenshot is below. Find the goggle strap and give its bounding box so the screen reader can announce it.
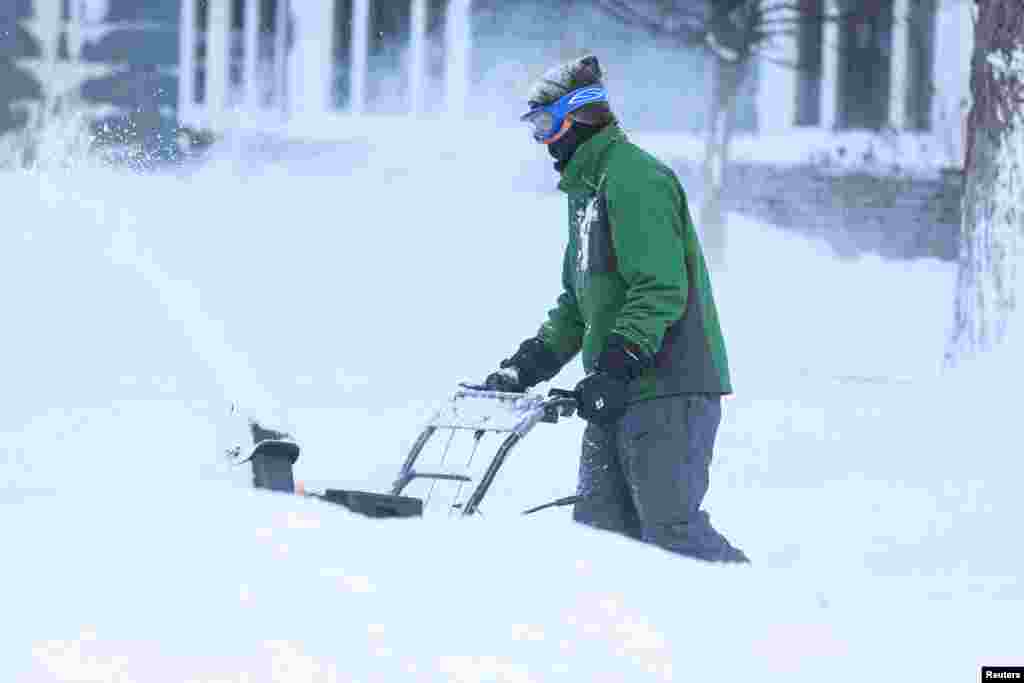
[541,114,574,144]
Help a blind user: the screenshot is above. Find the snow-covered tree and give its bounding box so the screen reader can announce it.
[945,0,1024,365]
[0,0,43,134]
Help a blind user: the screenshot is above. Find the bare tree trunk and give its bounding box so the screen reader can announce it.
[945,0,1024,366]
[700,55,745,271]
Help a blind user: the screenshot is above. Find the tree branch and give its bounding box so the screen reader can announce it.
[592,0,707,47]
[604,0,708,30]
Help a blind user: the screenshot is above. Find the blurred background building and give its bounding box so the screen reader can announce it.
[1,0,973,155]
[758,0,973,149]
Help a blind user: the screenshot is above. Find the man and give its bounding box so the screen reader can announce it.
[483,55,747,563]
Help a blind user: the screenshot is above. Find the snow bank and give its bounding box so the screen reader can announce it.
[4,481,1018,683]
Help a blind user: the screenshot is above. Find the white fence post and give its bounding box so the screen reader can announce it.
[755,4,798,133]
[444,0,472,118]
[933,0,973,167]
[274,0,290,116]
[244,0,261,112]
[410,0,428,116]
[889,0,909,130]
[206,0,232,127]
[289,0,335,118]
[350,0,370,115]
[178,0,196,126]
[820,0,839,129]
[65,0,83,63]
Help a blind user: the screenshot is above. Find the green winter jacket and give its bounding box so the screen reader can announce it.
[538,123,733,401]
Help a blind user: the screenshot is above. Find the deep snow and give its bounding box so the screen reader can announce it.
[2,122,1022,682]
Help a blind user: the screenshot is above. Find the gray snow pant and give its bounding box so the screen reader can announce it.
[572,393,749,563]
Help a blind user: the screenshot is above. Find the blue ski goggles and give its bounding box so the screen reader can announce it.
[519,86,609,143]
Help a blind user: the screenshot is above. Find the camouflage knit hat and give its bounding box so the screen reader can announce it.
[526,55,615,127]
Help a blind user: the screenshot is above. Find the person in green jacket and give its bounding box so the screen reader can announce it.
[482,55,747,563]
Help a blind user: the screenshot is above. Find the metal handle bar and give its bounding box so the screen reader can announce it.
[390,386,581,514]
[541,389,578,423]
[545,396,578,411]
[547,388,579,402]
[459,389,579,514]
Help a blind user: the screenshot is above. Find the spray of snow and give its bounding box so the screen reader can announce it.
[106,228,285,439]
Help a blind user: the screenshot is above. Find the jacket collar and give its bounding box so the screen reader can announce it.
[557,123,626,194]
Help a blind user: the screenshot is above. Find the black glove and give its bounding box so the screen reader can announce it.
[482,366,526,392]
[482,337,562,392]
[574,334,653,425]
[574,372,628,425]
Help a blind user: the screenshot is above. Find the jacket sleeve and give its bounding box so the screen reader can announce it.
[604,163,688,359]
[538,243,585,363]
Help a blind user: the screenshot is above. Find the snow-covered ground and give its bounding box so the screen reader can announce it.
[2,123,1021,682]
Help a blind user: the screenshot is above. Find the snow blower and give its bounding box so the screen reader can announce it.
[236,387,580,518]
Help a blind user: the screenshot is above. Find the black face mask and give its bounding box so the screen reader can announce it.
[547,121,601,173]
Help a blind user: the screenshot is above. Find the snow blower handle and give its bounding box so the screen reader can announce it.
[543,388,579,421]
[548,388,578,400]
